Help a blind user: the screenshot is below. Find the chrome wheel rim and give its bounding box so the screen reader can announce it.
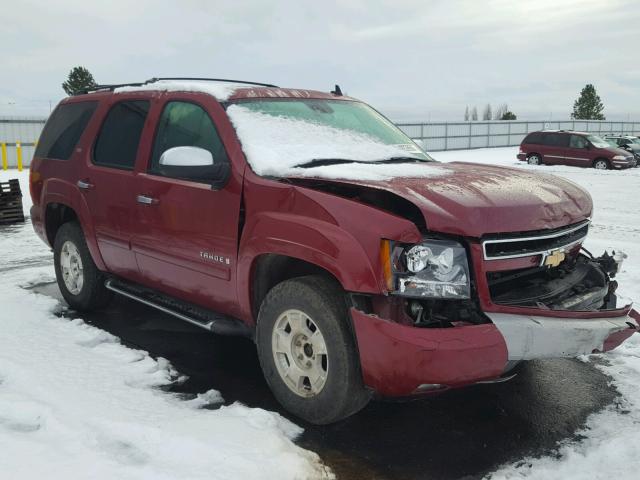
[60,240,84,295]
[271,309,328,398]
[594,160,607,170]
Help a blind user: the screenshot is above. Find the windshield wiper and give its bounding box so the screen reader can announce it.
[294,158,360,169]
[294,156,427,169]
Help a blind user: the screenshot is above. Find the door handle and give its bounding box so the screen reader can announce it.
[136,194,159,206]
[77,179,94,190]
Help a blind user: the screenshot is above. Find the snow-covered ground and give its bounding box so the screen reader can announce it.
[433,147,640,480]
[0,170,330,479]
[2,147,640,479]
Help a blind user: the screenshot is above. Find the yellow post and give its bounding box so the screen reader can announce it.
[1,142,7,170]
[16,142,23,172]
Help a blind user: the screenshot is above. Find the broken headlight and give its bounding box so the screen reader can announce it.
[382,239,471,299]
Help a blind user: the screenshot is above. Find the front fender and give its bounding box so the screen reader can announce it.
[237,211,380,318]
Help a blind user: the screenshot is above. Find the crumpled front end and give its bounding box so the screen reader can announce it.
[350,221,639,397]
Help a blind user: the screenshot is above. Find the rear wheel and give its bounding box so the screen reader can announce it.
[53,222,113,311]
[527,154,542,165]
[593,159,609,170]
[256,275,370,424]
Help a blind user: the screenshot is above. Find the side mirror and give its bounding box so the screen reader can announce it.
[159,146,214,167]
[157,146,230,189]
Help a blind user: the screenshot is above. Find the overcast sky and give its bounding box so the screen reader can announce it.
[1,0,639,121]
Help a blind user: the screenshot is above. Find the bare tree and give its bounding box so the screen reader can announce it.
[471,106,478,121]
[494,103,508,120]
[482,104,492,121]
[464,105,469,121]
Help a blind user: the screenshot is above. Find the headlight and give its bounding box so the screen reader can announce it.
[613,155,627,160]
[383,238,471,299]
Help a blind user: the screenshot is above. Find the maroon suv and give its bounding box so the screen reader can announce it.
[517,130,635,169]
[29,78,639,424]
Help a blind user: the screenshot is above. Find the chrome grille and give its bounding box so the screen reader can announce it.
[482,220,590,261]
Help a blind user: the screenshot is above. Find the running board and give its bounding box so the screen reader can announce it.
[104,278,252,337]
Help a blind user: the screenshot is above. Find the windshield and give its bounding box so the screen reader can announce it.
[605,138,619,147]
[226,99,432,178]
[586,135,610,148]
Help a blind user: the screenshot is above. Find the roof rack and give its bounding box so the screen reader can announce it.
[146,77,279,88]
[75,77,278,95]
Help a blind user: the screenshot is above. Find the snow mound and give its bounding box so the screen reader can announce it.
[0,275,330,479]
[227,104,446,181]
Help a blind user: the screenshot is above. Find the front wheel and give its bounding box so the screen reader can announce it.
[53,222,113,311]
[256,275,370,424]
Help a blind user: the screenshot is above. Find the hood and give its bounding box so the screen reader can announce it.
[604,146,635,156]
[295,161,593,238]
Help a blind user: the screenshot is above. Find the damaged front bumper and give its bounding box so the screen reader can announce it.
[350,245,639,397]
[350,306,639,397]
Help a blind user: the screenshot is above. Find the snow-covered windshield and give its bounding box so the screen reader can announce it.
[587,135,610,148]
[226,99,437,179]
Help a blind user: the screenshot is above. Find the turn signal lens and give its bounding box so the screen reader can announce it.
[380,239,394,291]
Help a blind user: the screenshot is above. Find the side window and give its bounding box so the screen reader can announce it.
[149,101,229,183]
[569,135,588,149]
[543,133,569,147]
[35,101,97,160]
[524,132,542,144]
[93,100,150,169]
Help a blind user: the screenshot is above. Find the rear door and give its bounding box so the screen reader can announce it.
[131,95,243,316]
[80,98,151,280]
[565,134,592,167]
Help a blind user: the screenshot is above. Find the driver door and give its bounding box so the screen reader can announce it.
[131,96,243,316]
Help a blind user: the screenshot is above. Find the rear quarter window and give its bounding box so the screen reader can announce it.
[34,101,98,160]
[523,132,543,145]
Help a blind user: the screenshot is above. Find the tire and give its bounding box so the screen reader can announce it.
[527,154,542,165]
[53,222,113,311]
[593,158,609,170]
[256,275,370,424]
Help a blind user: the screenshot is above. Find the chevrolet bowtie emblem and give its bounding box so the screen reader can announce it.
[544,249,566,267]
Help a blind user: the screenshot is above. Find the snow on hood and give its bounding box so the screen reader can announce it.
[227,104,448,181]
[114,80,247,101]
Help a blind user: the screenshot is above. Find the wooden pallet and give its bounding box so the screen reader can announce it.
[0,179,25,224]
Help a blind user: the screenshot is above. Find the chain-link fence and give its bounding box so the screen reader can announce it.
[397,120,640,152]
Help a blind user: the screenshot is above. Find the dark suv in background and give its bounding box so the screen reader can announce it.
[517,130,636,169]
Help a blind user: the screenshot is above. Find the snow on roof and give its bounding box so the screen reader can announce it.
[113,80,248,101]
[226,104,448,181]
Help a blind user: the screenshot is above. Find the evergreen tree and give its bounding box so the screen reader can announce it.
[501,111,517,120]
[62,66,97,96]
[464,105,469,121]
[471,106,478,121]
[571,84,605,120]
